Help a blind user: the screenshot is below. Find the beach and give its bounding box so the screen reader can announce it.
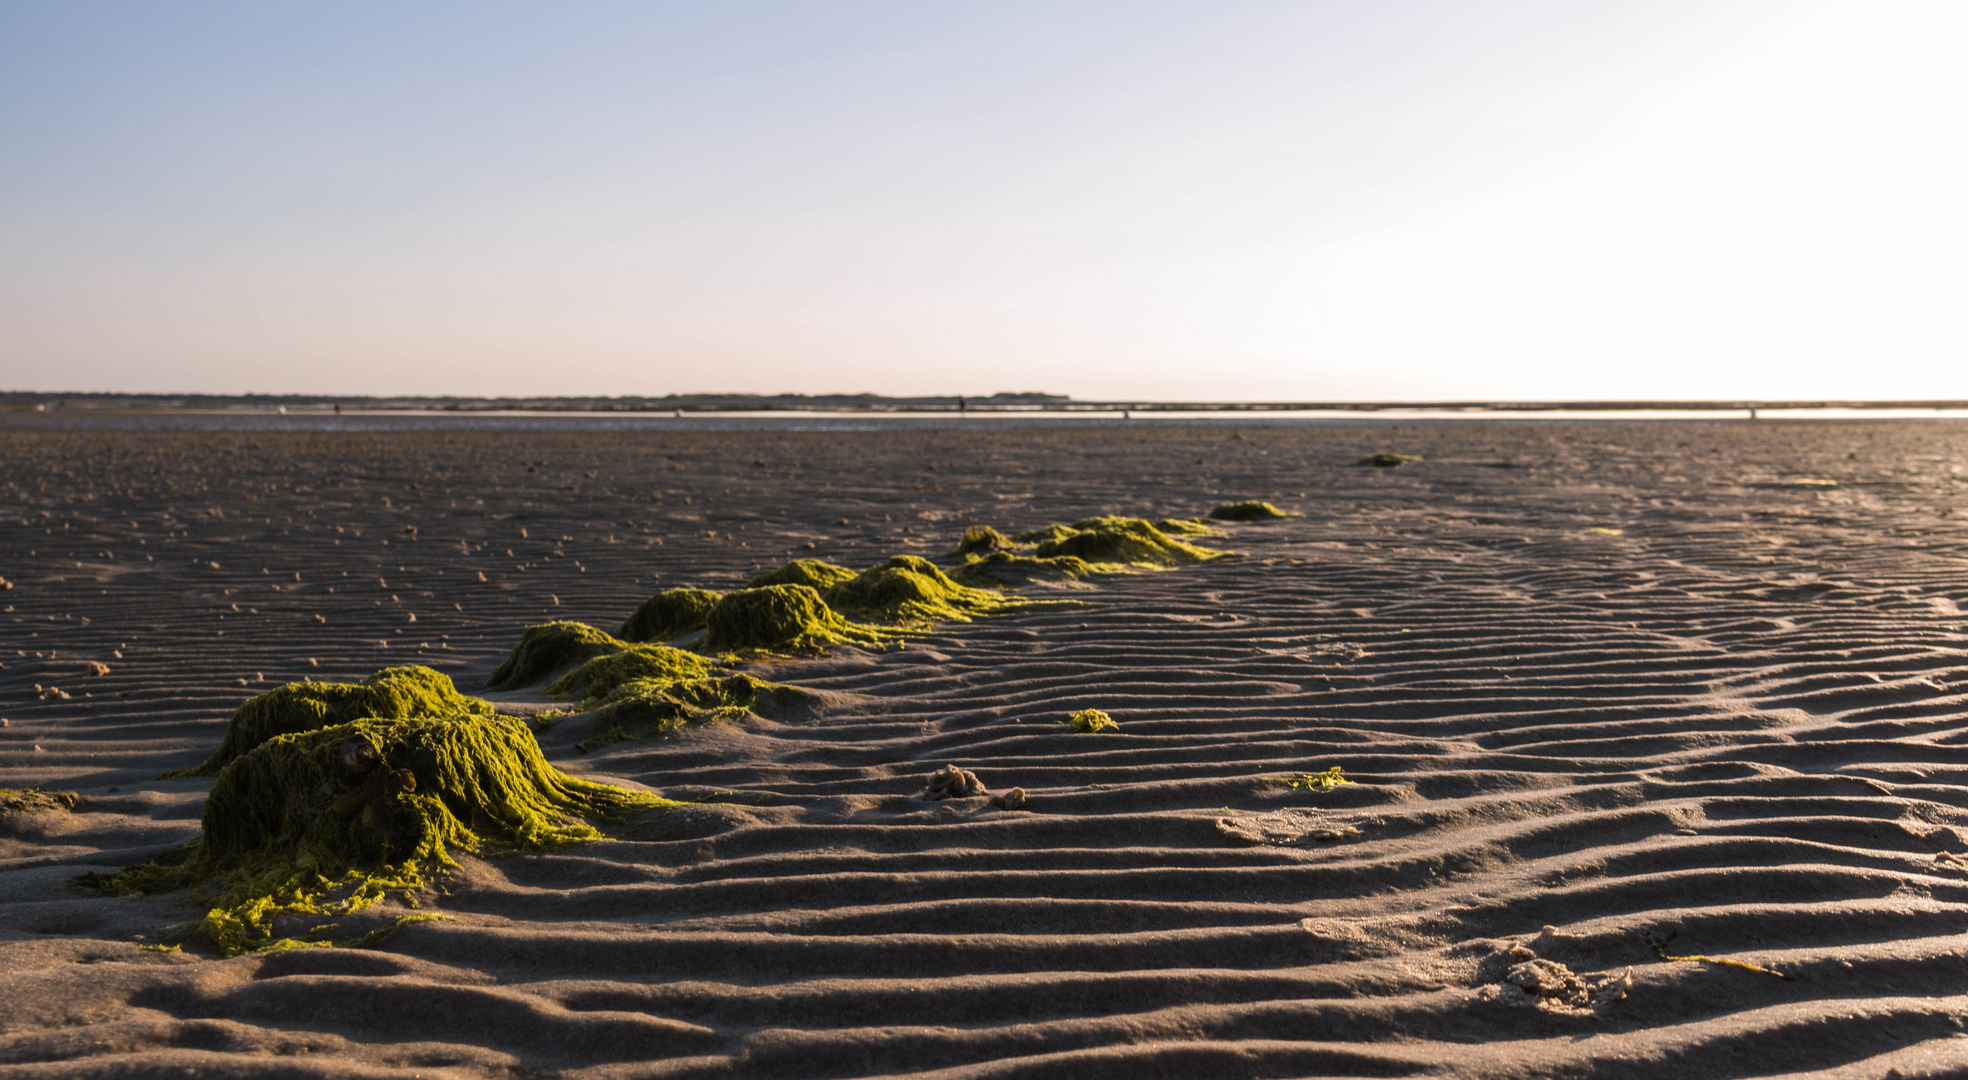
[5,418,1968,1077]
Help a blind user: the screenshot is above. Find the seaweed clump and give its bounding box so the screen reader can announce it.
[1359,453,1422,468]
[1,789,82,816]
[84,715,671,956]
[1025,517,1230,568]
[486,622,626,690]
[618,589,722,644]
[576,674,804,754]
[824,556,1030,626]
[702,585,890,654]
[1209,501,1296,522]
[167,666,493,778]
[748,559,857,591]
[546,645,718,704]
[1063,709,1119,733]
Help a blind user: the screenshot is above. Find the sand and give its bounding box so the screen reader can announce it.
[4,418,1968,1078]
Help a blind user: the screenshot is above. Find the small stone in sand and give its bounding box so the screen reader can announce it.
[85,661,110,676]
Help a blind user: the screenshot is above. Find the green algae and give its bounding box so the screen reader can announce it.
[1359,453,1422,467]
[1028,516,1230,568]
[823,555,1032,626]
[951,550,1098,589]
[1645,931,1788,979]
[546,644,718,705]
[945,516,1231,587]
[1208,501,1296,522]
[748,559,857,591]
[83,714,671,957]
[1,788,81,815]
[485,621,625,691]
[575,673,805,754]
[1063,708,1119,733]
[951,525,1015,556]
[702,584,891,654]
[619,588,722,644]
[1286,766,1351,792]
[166,667,492,779]
[1014,523,1081,547]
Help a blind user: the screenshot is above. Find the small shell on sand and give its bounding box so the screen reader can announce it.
[994,787,1028,811]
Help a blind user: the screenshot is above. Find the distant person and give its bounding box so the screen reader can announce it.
[334,402,341,415]
[958,395,966,413]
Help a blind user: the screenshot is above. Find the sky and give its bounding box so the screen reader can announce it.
[1,1,1963,402]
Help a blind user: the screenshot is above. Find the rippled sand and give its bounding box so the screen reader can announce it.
[4,420,1968,1077]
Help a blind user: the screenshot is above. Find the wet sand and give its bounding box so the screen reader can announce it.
[4,419,1968,1077]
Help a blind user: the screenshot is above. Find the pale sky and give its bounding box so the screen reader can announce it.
[1,1,1962,401]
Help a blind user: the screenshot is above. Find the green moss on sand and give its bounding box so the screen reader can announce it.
[83,714,670,957]
[1027,516,1230,567]
[1208,501,1296,522]
[1154,518,1219,535]
[167,666,492,778]
[618,588,722,644]
[576,673,805,753]
[748,559,857,591]
[547,645,718,704]
[702,585,891,654]
[1,789,82,815]
[1359,453,1422,467]
[486,622,626,691]
[823,555,1030,625]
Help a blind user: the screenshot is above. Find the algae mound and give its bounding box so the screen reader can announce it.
[168,666,492,778]
[547,645,718,704]
[951,550,1098,589]
[618,588,721,644]
[1,788,81,816]
[1359,453,1422,467]
[945,516,1230,587]
[486,622,626,690]
[951,525,1014,556]
[702,585,890,653]
[1209,501,1295,522]
[576,673,804,753]
[748,559,857,591]
[823,556,1027,625]
[85,714,670,956]
[1026,516,1229,568]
